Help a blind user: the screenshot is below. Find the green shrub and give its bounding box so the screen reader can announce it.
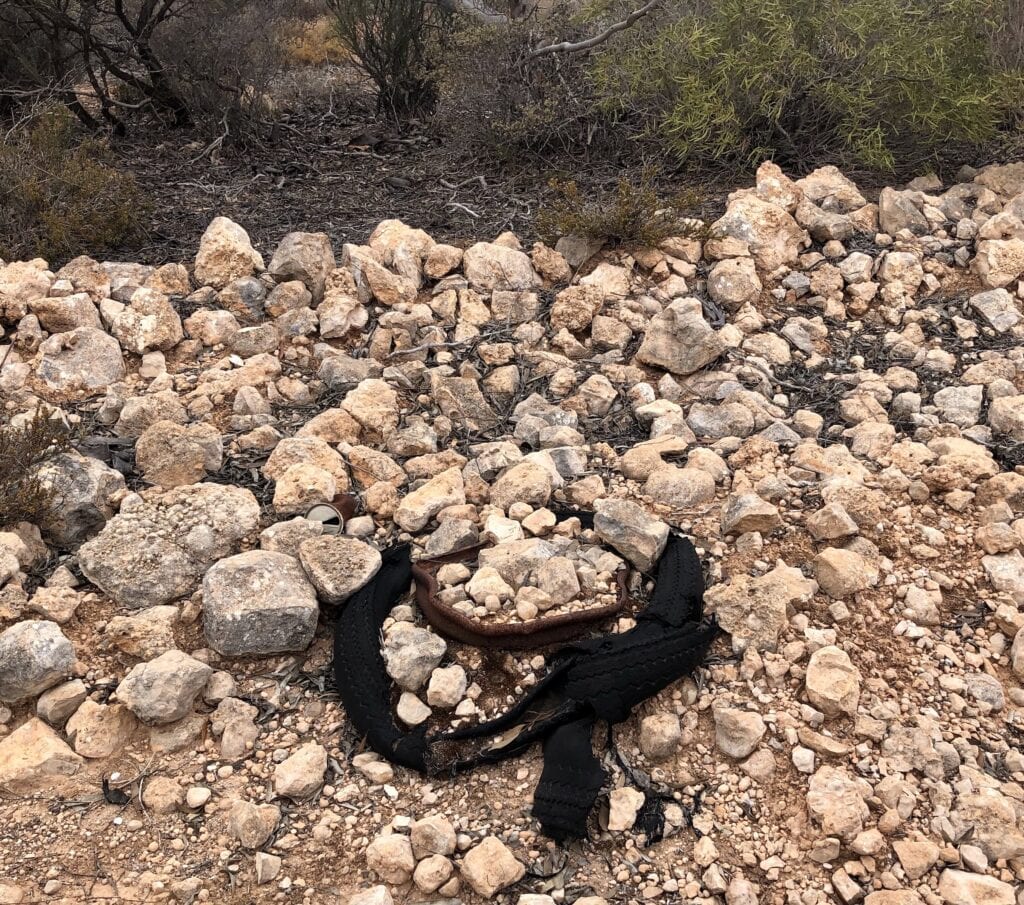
[0,407,74,529]
[0,108,149,263]
[588,0,1024,172]
[537,169,711,247]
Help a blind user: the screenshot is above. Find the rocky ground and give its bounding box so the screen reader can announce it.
[2,160,1024,905]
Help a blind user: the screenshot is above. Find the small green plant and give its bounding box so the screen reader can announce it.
[537,170,711,247]
[0,108,149,262]
[0,407,74,529]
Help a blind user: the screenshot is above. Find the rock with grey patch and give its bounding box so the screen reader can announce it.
[0,621,75,703]
[115,650,212,724]
[203,550,320,656]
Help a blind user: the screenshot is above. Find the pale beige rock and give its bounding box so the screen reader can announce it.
[366,834,415,885]
[707,561,817,653]
[607,787,645,832]
[227,799,280,848]
[37,327,125,392]
[65,700,138,758]
[411,815,457,859]
[937,869,1014,905]
[806,646,861,718]
[0,718,83,793]
[194,217,264,289]
[273,742,327,800]
[460,836,525,897]
[395,467,466,532]
[813,548,878,598]
[463,242,539,292]
[639,712,681,760]
[714,706,766,759]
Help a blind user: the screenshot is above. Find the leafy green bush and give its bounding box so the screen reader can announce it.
[537,169,710,247]
[0,108,148,263]
[589,0,1024,171]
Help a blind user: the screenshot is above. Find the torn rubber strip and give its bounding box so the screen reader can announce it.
[333,534,718,840]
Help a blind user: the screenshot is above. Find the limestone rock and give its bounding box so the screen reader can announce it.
[878,188,929,235]
[273,742,327,800]
[115,650,213,725]
[37,327,125,392]
[594,498,669,572]
[639,712,681,761]
[366,834,415,885]
[0,260,53,323]
[268,231,335,301]
[227,799,280,849]
[203,550,320,656]
[460,836,525,897]
[103,606,179,659]
[937,869,1014,905]
[636,298,726,376]
[349,887,393,905]
[79,483,259,608]
[427,665,467,709]
[29,293,101,332]
[644,466,716,510]
[411,815,457,859]
[708,258,762,310]
[953,788,1024,860]
[713,195,806,270]
[813,548,879,598]
[36,680,88,727]
[0,620,75,703]
[607,787,645,832]
[394,467,466,532]
[490,461,553,511]
[194,217,264,289]
[806,766,871,840]
[136,420,222,488]
[969,288,1020,333]
[706,562,817,652]
[211,697,260,760]
[714,706,767,759]
[383,623,446,690]
[988,394,1024,441]
[892,839,939,880]
[721,493,782,535]
[34,451,125,546]
[298,536,382,603]
[463,242,539,291]
[974,237,1024,289]
[413,854,454,894]
[0,717,83,793]
[107,288,183,353]
[65,700,137,758]
[806,645,861,717]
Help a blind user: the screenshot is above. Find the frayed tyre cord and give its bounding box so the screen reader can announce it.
[332,534,718,841]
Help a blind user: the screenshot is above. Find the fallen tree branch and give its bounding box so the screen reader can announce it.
[529,0,661,59]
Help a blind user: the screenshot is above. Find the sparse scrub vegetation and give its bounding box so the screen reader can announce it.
[0,407,74,530]
[0,108,149,262]
[536,170,711,246]
[326,0,453,117]
[588,0,1024,171]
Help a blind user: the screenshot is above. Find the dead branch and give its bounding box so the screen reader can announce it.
[529,0,662,59]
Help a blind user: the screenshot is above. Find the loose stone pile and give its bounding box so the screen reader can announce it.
[435,518,625,624]
[1,160,1024,905]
